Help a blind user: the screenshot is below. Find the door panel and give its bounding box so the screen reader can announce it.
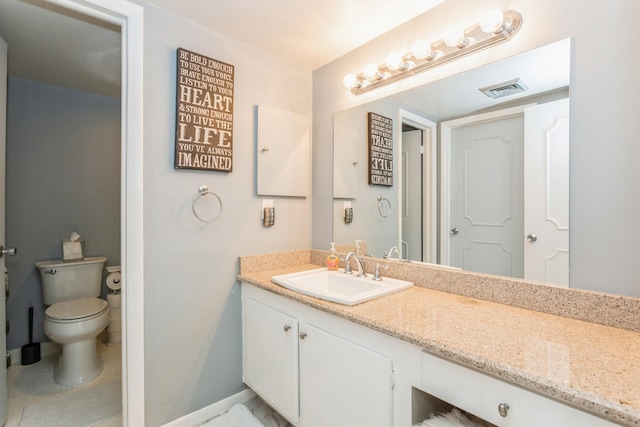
[449,116,524,277]
[524,99,570,286]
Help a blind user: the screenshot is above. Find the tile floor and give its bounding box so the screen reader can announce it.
[6,340,290,427]
[6,341,122,427]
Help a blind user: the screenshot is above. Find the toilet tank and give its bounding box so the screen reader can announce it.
[35,256,108,305]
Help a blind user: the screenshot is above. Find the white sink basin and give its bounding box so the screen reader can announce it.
[271,268,413,306]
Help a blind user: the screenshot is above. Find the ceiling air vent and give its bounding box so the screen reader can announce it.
[479,78,529,99]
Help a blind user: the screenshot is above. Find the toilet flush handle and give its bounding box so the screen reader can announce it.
[45,269,57,275]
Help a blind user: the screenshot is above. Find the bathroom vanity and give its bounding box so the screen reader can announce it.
[238,250,640,426]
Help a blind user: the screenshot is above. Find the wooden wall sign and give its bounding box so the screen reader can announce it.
[368,112,393,186]
[175,48,235,172]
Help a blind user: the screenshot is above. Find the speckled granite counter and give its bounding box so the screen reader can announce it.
[238,250,640,426]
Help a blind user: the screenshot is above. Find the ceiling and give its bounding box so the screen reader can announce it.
[0,0,446,97]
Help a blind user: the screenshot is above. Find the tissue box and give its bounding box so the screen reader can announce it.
[62,239,84,262]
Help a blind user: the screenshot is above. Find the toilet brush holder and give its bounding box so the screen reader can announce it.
[21,307,41,365]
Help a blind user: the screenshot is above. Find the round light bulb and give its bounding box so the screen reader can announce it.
[444,25,466,47]
[363,64,381,81]
[412,40,432,60]
[480,9,504,34]
[342,74,359,90]
[386,52,405,71]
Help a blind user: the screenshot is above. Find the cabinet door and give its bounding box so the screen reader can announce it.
[256,104,310,197]
[333,112,359,198]
[243,297,299,423]
[299,323,393,427]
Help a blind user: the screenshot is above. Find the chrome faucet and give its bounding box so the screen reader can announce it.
[384,245,401,261]
[344,251,366,278]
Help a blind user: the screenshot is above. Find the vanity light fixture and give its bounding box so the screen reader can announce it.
[343,9,522,95]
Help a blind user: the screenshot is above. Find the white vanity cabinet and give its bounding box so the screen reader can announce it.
[420,351,621,427]
[242,283,422,427]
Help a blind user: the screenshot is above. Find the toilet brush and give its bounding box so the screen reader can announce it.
[21,307,41,365]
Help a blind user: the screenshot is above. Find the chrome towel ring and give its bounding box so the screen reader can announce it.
[377,195,391,218]
[192,185,223,222]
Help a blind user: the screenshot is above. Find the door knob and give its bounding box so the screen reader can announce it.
[0,246,17,257]
[451,228,459,235]
[527,234,537,242]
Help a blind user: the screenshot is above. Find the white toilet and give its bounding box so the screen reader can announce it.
[35,256,110,386]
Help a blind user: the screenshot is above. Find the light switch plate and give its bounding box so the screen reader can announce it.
[262,199,274,217]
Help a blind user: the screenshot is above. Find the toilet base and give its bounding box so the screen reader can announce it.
[55,338,103,386]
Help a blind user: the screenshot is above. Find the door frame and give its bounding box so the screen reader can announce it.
[440,105,532,267]
[397,109,437,263]
[46,0,144,425]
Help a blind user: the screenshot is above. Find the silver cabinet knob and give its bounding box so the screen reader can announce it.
[451,228,459,235]
[299,332,307,340]
[527,234,537,242]
[0,246,17,257]
[498,403,509,417]
[283,324,291,332]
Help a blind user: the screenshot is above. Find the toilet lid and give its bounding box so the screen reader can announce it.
[46,298,108,321]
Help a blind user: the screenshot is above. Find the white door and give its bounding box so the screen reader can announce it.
[0,35,9,425]
[523,99,570,286]
[402,129,422,261]
[446,115,524,278]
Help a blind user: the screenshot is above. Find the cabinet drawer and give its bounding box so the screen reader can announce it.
[421,352,618,427]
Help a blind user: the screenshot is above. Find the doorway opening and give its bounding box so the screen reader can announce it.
[0,0,144,425]
[397,109,437,264]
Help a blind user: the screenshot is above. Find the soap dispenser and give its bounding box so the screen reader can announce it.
[327,242,339,271]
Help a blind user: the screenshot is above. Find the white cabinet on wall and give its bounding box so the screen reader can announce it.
[256,105,310,197]
[242,284,412,427]
[333,112,359,199]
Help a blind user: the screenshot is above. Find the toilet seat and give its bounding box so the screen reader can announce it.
[45,297,109,323]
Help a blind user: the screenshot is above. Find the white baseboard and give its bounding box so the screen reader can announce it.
[8,341,59,366]
[162,388,257,427]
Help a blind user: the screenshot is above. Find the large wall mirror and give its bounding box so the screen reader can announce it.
[333,39,571,287]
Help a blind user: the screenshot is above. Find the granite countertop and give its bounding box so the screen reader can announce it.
[238,259,640,427]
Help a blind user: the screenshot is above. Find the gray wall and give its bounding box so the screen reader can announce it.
[135,3,312,425]
[313,0,640,297]
[5,77,120,350]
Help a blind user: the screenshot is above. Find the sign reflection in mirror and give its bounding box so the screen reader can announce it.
[368,113,394,187]
[332,39,571,286]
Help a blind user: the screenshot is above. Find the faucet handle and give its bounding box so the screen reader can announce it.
[373,264,388,281]
[355,240,362,255]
